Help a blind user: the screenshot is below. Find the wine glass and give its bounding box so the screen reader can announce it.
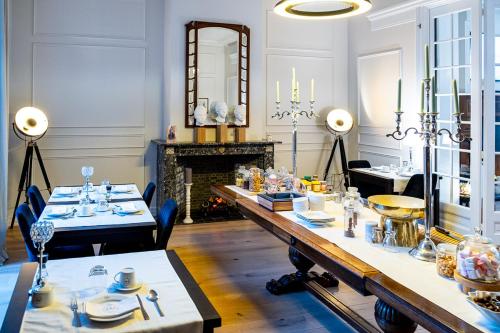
[81,166,94,204]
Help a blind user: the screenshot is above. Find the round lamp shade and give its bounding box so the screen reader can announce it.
[326,109,353,134]
[274,0,372,20]
[14,107,48,137]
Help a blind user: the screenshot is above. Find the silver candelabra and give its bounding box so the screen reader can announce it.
[272,98,317,178]
[30,220,54,286]
[387,77,470,262]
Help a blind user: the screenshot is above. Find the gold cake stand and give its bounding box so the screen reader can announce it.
[368,195,425,248]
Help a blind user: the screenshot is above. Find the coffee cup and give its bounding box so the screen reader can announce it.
[293,197,309,213]
[381,166,390,173]
[80,204,92,216]
[308,194,326,211]
[96,197,109,212]
[114,267,136,288]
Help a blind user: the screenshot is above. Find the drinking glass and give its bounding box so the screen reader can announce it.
[383,230,398,253]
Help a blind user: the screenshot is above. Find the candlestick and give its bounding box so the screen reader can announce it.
[276,81,280,102]
[397,78,402,112]
[310,79,315,102]
[183,183,193,224]
[420,81,424,114]
[424,44,430,80]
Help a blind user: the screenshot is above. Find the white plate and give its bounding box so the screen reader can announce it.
[54,188,79,197]
[94,207,111,213]
[88,311,134,322]
[46,207,71,217]
[296,211,335,223]
[85,294,139,319]
[112,281,143,292]
[77,211,95,217]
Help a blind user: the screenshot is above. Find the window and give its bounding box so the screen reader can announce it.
[432,9,472,208]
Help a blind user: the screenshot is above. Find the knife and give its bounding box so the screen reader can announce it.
[435,226,462,242]
[136,294,150,320]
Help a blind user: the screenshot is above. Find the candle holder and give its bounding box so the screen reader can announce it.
[387,78,470,262]
[183,183,194,224]
[272,98,317,177]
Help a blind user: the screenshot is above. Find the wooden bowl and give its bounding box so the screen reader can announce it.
[454,270,500,294]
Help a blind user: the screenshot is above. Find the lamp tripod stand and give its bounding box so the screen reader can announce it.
[10,127,52,229]
[323,135,349,188]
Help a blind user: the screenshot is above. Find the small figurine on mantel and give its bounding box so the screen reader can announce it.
[234,105,246,126]
[211,101,228,123]
[193,105,208,126]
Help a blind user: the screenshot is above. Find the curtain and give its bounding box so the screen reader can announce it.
[0,0,8,265]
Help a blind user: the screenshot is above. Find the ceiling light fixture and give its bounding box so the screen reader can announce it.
[274,0,372,20]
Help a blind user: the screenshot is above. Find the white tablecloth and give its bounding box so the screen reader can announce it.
[351,168,414,192]
[48,184,142,204]
[226,186,498,332]
[40,201,155,231]
[20,251,203,333]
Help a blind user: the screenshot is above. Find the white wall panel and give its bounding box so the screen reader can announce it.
[34,0,146,40]
[33,44,146,128]
[359,150,400,167]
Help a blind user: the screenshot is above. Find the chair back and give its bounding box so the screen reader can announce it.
[16,203,38,262]
[348,160,371,169]
[402,174,438,199]
[142,182,156,208]
[156,199,178,250]
[28,185,46,219]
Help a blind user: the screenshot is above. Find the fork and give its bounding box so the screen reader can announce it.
[70,297,82,327]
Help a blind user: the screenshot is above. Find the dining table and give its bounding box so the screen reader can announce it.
[0,250,221,333]
[211,184,498,333]
[349,167,416,194]
[42,184,156,246]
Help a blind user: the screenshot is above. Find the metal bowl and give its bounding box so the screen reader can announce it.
[368,195,424,220]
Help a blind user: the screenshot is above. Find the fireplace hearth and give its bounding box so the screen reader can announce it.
[153,140,278,223]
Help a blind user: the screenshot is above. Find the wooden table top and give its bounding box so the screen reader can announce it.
[211,184,486,333]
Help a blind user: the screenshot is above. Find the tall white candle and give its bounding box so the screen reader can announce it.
[292,67,296,102]
[276,81,280,102]
[310,79,315,101]
[296,81,300,102]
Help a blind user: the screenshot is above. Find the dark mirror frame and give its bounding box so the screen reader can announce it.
[185,21,250,128]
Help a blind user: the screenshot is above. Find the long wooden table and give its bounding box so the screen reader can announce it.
[211,184,486,333]
[0,250,221,333]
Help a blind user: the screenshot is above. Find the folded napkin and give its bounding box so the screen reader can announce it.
[112,185,132,193]
[116,202,138,213]
[55,187,78,196]
[47,206,69,215]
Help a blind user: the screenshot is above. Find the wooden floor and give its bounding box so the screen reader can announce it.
[4,220,428,333]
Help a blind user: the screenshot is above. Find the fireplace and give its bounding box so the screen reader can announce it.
[153,140,277,223]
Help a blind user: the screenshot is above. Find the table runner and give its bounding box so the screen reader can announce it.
[20,250,203,333]
[40,201,155,230]
[351,168,414,192]
[48,184,142,204]
[226,185,497,332]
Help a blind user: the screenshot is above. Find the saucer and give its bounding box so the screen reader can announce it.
[95,207,111,213]
[112,281,142,292]
[77,211,95,217]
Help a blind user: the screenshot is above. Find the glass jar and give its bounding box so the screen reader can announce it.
[343,188,362,238]
[249,168,262,193]
[456,229,499,282]
[382,230,398,253]
[436,243,457,279]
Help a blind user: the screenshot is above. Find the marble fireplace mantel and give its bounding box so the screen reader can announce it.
[152,140,279,222]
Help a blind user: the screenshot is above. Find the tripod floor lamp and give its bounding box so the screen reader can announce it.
[323,109,353,189]
[10,107,52,228]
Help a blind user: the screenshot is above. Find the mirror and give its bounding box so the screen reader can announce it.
[185,21,250,127]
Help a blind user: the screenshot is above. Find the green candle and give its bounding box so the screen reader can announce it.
[424,44,430,80]
[420,80,424,113]
[453,79,459,115]
[397,78,402,112]
[432,76,437,113]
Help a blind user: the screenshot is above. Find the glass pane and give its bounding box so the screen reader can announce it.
[496,125,500,152]
[496,37,500,63]
[496,155,500,177]
[453,11,471,38]
[437,95,451,121]
[189,29,195,42]
[437,122,452,146]
[459,95,471,121]
[454,67,471,93]
[189,43,195,54]
[496,95,500,122]
[436,69,452,93]
[453,38,471,66]
[458,179,470,207]
[435,148,451,174]
[458,151,470,178]
[242,57,247,70]
[242,34,247,46]
[435,42,452,68]
[435,15,452,41]
[458,123,471,151]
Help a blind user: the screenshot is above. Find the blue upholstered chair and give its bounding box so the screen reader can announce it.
[142,182,156,208]
[27,185,46,219]
[347,160,371,169]
[102,198,178,254]
[16,203,94,262]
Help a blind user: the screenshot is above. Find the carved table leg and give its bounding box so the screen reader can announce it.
[374,299,417,333]
[266,247,339,295]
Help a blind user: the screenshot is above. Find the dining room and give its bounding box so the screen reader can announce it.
[1,0,500,332]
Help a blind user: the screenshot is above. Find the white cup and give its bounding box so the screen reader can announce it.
[293,197,309,213]
[114,267,136,288]
[381,166,390,173]
[80,205,91,216]
[308,194,326,211]
[96,198,109,212]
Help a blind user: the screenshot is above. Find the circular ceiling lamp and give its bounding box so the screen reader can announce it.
[14,107,48,138]
[326,108,353,134]
[274,0,372,20]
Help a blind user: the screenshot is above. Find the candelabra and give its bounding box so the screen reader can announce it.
[272,97,317,177]
[30,220,54,286]
[387,78,470,262]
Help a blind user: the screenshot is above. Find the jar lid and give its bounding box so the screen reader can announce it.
[437,243,457,253]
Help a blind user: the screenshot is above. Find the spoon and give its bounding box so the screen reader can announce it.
[146,289,164,317]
